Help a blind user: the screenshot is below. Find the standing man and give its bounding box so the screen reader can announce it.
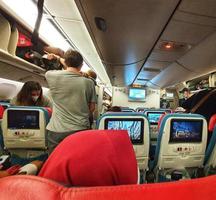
[160,94,170,109]
[45,49,97,153]
[179,88,190,107]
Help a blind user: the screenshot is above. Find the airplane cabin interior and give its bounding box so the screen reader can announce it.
[0,0,215,199]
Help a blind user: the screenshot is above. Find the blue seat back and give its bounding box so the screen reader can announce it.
[152,113,208,170]
[2,106,50,149]
[97,112,150,170]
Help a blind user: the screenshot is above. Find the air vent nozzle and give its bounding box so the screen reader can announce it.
[95,17,107,32]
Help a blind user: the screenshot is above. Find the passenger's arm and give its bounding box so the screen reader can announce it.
[89,102,96,113]
[88,80,97,113]
[43,96,53,108]
[45,53,67,70]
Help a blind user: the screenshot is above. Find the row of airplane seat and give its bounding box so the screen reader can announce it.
[0,174,216,200]
[0,105,216,182]
[0,106,52,158]
[97,111,216,181]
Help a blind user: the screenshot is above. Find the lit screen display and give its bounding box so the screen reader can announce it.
[170,119,203,143]
[166,93,174,98]
[147,112,164,125]
[8,110,39,129]
[129,88,146,101]
[104,119,144,144]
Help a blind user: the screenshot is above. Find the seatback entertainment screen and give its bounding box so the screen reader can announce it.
[169,119,203,143]
[147,112,165,125]
[104,118,144,144]
[8,110,40,129]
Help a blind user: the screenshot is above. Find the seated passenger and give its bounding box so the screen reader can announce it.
[10,81,52,107]
[0,160,43,178]
[38,130,138,187]
[107,106,122,112]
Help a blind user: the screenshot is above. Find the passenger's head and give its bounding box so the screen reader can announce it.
[86,70,97,80]
[39,130,138,187]
[64,49,83,70]
[182,88,190,99]
[16,81,43,106]
[107,106,121,112]
[162,94,166,99]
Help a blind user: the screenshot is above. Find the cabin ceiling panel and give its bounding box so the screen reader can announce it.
[143,60,171,70]
[160,20,216,45]
[136,0,216,88]
[75,0,180,65]
[173,11,216,27]
[179,0,216,18]
[55,19,96,57]
[177,31,216,74]
[148,50,185,63]
[149,62,197,88]
[44,0,82,20]
[138,70,160,80]
[111,61,144,87]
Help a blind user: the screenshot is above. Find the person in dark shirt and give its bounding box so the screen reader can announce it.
[179,88,190,107]
[181,88,216,123]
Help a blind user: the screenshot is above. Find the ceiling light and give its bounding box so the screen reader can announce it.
[165,43,172,49]
[160,40,192,52]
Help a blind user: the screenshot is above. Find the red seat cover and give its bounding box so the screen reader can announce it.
[0,105,4,119]
[158,113,166,130]
[44,107,52,117]
[209,114,216,132]
[0,175,216,200]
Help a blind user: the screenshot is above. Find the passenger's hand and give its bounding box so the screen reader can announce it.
[46,53,60,61]
[80,72,89,78]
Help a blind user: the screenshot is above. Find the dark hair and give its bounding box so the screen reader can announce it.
[107,106,122,112]
[64,49,83,68]
[16,81,43,106]
[87,70,97,80]
[182,88,190,93]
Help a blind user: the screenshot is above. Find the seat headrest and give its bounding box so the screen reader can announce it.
[0,175,216,200]
[209,114,216,132]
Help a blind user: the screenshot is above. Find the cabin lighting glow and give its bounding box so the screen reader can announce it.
[165,43,172,49]
[1,0,110,85]
[2,0,70,51]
